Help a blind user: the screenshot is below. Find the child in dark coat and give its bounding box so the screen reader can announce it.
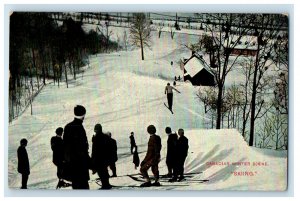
[17,138,30,189]
[133,145,140,169]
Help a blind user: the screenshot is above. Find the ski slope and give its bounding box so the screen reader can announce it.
[8,31,287,191]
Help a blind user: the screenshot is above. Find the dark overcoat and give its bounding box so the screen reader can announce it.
[51,136,64,166]
[17,146,30,175]
[63,118,90,182]
[110,138,118,163]
[176,136,189,160]
[166,133,178,165]
[91,132,113,169]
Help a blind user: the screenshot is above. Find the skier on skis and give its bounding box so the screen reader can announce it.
[165,127,178,178]
[140,125,162,187]
[165,82,180,111]
[107,132,118,177]
[169,128,189,182]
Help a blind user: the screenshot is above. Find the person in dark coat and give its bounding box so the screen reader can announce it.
[129,132,136,154]
[107,132,118,177]
[133,145,140,169]
[50,127,65,187]
[63,105,90,189]
[165,127,178,178]
[140,125,162,187]
[91,124,113,189]
[17,138,30,189]
[51,127,71,189]
[169,128,189,182]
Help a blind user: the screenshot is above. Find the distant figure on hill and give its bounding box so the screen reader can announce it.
[17,138,30,189]
[129,132,136,154]
[140,125,162,187]
[165,82,181,111]
[107,132,118,177]
[173,81,176,86]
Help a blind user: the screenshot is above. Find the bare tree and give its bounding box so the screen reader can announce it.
[130,13,151,60]
[123,30,129,51]
[199,14,256,129]
[273,34,288,115]
[157,22,164,38]
[248,14,288,146]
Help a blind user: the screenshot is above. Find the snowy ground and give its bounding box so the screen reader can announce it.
[8,30,287,191]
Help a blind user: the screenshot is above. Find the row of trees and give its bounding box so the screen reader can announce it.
[194,13,288,149]
[9,12,119,121]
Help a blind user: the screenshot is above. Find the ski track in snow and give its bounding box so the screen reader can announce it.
[8,29,287,191]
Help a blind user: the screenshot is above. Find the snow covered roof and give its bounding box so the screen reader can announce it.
[183,53,213,77]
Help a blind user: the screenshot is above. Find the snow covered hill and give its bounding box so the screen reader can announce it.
[8,30,287,191]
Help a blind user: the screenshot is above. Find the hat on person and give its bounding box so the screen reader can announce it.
[147,125,156,134]
[178,128,184,135]
[74,105,86,118]
[56,127,63,136]
[165,127,172,134]
[94,124,102,133]
[20,138,28,145]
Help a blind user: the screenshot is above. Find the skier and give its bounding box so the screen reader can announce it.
[129,132,136,154]
[107,132,118,177]
[165,82,180,111]
[169,128,189,182]
[63,105,91,189]
[91,124,113,189]
[133,145,140,169]
[140,125,162,187]
[50,127,68,189]
[165,127,178,178]
[17,138,30,189]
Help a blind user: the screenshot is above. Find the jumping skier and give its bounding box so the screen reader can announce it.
[164,82,180,112]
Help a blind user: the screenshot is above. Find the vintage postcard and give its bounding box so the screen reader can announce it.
[8,12,288,191]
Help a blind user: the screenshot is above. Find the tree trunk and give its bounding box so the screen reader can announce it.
[249,42,261,146]
[140,38,144,60]
[216,84,223,129]
[42,63,46,85]
[64,63,68,88]
[31,48,40,89]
